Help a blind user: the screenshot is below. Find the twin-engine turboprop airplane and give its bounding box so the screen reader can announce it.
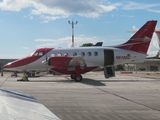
[3,20,157,82]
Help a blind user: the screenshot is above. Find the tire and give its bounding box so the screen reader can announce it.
[70,74,75,79]
[31,73,35,77]
[27,72,31,77]
[74,75,82,82]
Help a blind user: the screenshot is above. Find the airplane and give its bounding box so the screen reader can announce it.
[3,20,157,82]
[0,88,60,119]
[3,42,103,77]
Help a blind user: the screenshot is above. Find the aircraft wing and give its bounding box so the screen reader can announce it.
[0,88,60,120]
[48,56,86,68]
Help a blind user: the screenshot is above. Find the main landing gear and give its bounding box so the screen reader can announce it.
[70,66,83,82]
[26,72,35,77]
[70,74,82,82]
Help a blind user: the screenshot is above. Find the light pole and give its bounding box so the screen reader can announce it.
[68,20,78,47]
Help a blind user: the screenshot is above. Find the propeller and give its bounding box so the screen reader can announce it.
[42,48,50,74]
[45,48,50,74]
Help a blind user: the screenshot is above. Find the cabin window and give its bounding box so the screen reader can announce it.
[87,52,91,56]
[64,52,68,57]
[51,53,55,57]
[81,52,85,57]
[57,53,62,56]
[73,52,77,56]
[38,52,43,56]
[94,52,98,56]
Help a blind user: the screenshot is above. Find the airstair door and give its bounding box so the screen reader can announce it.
[104,50,115,78]
[104,49,114,65]
[104,65,115,78]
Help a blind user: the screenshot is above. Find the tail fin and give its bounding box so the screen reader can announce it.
[94,42,103,46]
[115,20,157,54]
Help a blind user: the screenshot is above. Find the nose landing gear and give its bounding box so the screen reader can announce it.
[70,74,82,82]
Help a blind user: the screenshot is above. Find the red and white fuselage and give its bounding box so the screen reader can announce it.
[3,47,146,71]
[3,20,157,81]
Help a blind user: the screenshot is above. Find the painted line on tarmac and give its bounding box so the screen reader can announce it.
[97,88,160,112]
[0,75,10,87]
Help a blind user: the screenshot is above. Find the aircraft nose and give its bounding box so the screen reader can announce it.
[3,63,12,69]
[3,61,17,71]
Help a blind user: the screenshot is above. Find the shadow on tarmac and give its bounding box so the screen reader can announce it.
[81,78,106,86]
[16,77,106,86]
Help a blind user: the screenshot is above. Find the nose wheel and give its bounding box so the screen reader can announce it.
[70,74,75,79]
[70,74,82,82]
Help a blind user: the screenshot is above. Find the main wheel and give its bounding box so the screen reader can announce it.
[26,72,31,77]
[31,73,35,77]
[70,74,75,79]
[74,75,82,82]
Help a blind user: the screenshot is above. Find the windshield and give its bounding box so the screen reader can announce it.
[30,52,43,56]
[30,52,36,56]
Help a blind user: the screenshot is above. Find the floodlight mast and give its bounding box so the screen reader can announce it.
[68,20,78,47]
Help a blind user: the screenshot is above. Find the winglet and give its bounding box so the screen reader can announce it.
[115,20,157,54]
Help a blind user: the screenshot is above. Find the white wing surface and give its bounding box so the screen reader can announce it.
[0,88,60,120]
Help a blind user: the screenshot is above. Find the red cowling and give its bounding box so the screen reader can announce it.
[48,56,72,68]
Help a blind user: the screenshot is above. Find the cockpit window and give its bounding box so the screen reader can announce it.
[30,52,44,56]
[30,52,34,56]
[33,52,38,56]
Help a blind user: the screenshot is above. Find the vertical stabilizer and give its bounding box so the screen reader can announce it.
[115,20,157,54]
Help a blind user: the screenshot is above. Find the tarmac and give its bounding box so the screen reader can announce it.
[1,71,160,120]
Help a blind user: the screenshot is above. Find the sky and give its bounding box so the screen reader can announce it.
[0,0,160,59]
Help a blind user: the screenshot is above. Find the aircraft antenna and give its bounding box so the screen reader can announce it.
[68,19,78,47]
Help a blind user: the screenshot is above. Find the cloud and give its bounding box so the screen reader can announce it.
[122,1,160,12]
[0,0,32,11]
[1,0,160,22]
[32,0,117,17]
[132,25,138,30]
[31,0,118,21]
[35,36,104,48]
[148,9,160,13]
[0,0,118,21]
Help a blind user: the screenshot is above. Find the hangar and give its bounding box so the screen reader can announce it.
[135,58,160,71]
[125,58,160,71]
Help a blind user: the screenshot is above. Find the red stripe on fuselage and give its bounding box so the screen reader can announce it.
[4,56,41,68]
[4,48,53,68]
